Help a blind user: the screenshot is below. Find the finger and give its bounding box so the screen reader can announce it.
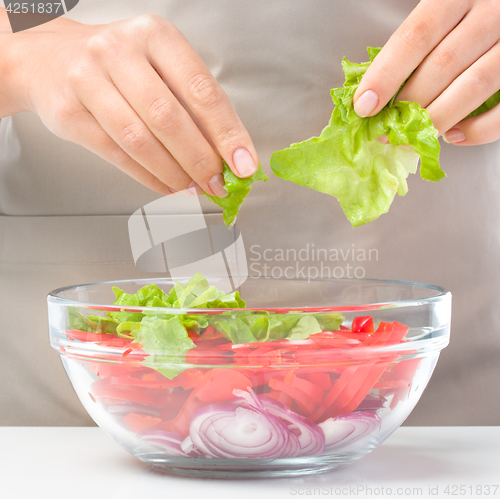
[108,57,228,197]
[73,74,198,193]
[65,107,175,194]
[145,17,259,178]
[353,0,470,117]
[426,41,500,134]
[443,101,500,146]
[396,4,500,107]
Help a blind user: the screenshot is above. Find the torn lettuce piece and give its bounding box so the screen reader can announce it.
[205,161,268,226]
[467,91,500,118]
[133,316,197,379]
[69,273,345,379]
[170,273,223,308]
[286,315,322,341]
[270,47,444,227]
[314,312,344,332]
[210,311,327,344]
[211,315,258,344]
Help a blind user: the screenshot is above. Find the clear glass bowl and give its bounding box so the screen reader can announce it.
[48,276,451,478]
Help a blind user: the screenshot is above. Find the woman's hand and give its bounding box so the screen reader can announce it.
[353,0,500,146]
[0,12,259,195]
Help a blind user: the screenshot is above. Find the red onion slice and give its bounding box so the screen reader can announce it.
[356,393,387,411]
[180,435,201,456]
[319,411,381,450]
[258,396,325,456]
[189,404,296,459]
[140,430,198,457]
[233,389,325,457]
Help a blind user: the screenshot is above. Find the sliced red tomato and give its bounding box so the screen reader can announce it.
[390,357,421,382]
[352,316,374,334]
[105,375,181,389]
[321,364,372,419]
[231,348,253,366]
[310,365,358,422]
[201,325,218,336]
[66,329,120,344]
[380,357,421,407]
[339,361,391,415]
[374,380,409,389]
[157,369,252,437]
[268,377,319,416]
[178,369,206,391]
[246,346,282,367]
[89,362,150,377]
[386,322,410,345]
[362,322,393,346]
[90,376,183,408]
[283,372,325,405]
[160,399,203,436]
[185,348,233,365]
[297,372,332,390]
[195,369,252,403]
[242,369,287,387]
[158,391,191,420]
[187,329,200,341]
[122,413,161,433]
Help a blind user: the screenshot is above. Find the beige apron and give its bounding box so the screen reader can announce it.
[1,0,500,426]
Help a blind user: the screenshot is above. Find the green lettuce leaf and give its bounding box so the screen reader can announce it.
[86,315,119,334]
[211,315,257,344]
[180,315,210,333]
[313,312,344,332]
[268,314,301,340]
[467,91,500,118]
[205,290,246,309]
[244,315,272,341]
[170,273,223,308]
[68,273,345,379]
[210,312,327,344]
[105,273,249,377]
[132,316,197,379]
[112,284,170,307]
[285,316,322,341]
[206,161,268,226]
[68,308,94,332]
[270,47,444,227]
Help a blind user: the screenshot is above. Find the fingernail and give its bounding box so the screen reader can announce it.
[443,128,466,144]
[208,174,228,198]
[354,90,379,117]
[233,148,258,177]
[187,181,203,196]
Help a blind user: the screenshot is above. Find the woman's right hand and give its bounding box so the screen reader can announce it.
[0,11,259,196]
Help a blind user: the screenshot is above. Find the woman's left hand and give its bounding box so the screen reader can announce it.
[353,0,500,146]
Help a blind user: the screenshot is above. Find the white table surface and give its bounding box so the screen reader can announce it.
[1,427,499,499]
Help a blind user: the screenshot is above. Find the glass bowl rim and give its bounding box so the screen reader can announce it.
[47,275,450,314]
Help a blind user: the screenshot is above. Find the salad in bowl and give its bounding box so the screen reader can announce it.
[48,273,451,477]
